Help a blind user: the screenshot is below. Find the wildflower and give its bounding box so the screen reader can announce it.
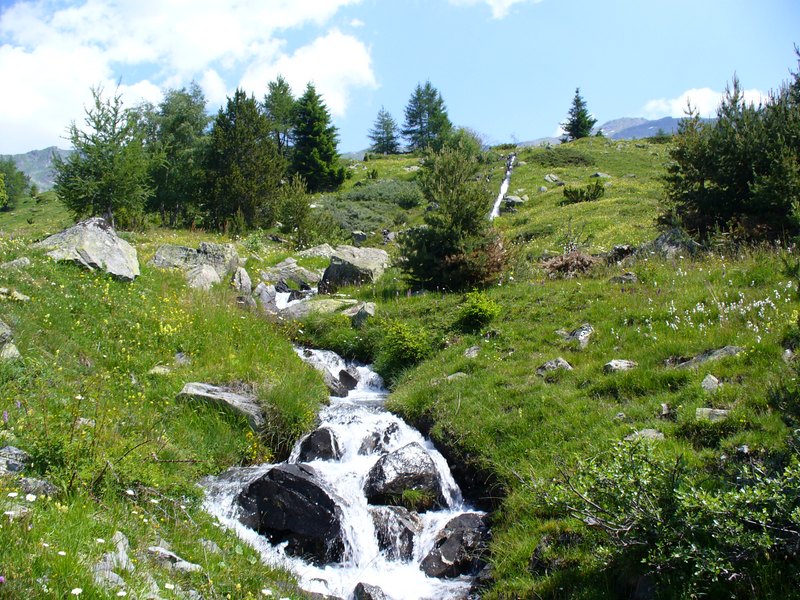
[96,538,105,544]
[0,575,5,583]
[25,494,36,502]
[116,592,127,597]
[7,492,17,498]
[58,551,66,556]
[71,589,82,595]
[261,590,273,596]
[2,411,7,423]
[164,583,175,590]
[125,489,135,496]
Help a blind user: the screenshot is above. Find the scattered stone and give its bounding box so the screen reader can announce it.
[0,341,20,360]
[659,403,675,420]
[150,241,239,280]
[297,427,342,462]
[352,230,368,245]
[625,429,664,442]
[18,477,58,497]
[253,282,279,313]
[607,244,637,264]
[670,346,743,369]
[638,227,701,259]
[464,345,481,359]
[146,546,202,573]
[341,301,376,328]
[359,423,400,456]
[370,505,421,561]
[696,408,730,422]
[186,264,221,290]
[557,323,594,349]
[200,539,221,554]
[701,374,720,393]
[447,372,468,382]
[174,352,191,367]
[280,297,358,320]
[613,412,627,421]
[590,172,611,178]
[0,445,31,474]
[382,229,396,245]
[536,357,573,376]
[0,257,30,270]
[784,348,795,363]
[0,319,12,345]
[609,272,638,284]
[34,217,140,281]
[177,383,265,430]
[353,582,390,600]
[604,359,638,373]
[363,442,446,510]
[318,246,390,294]
[504,195,525,208]
[544,173,561,184]
[420,513,490,579]
[260,257,322,290]
[231,267,252,295]
[538,186,548,193]
[237,463,345,564]
[0,288,30,302]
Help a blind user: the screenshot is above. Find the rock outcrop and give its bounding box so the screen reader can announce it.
[150,242,239,288]
[34,217,140,281]
[369,505,421,561]
[420,513,490,579]
[177,383,265,429]
[318,246,390,294]
[0,318,20,361]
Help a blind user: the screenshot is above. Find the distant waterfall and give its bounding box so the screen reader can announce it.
[489,152,516,220]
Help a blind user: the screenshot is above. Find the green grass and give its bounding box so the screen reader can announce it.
[0,191,73,238]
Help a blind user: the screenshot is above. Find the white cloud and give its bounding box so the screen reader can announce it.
[350,18,365,27]
[0,0,371,153]
[240,29,377,117]
[448,0,542,19]
[643,87,767,119]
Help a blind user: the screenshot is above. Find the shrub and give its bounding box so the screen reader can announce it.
[456,290,501,332]
[374,319,432,383]
[529,147,594,168]
[561,180,606,205]
[542,251,599,278]
[343,179,424,209]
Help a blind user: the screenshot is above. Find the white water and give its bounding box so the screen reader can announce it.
[489,153,516,221]
[203,348,481,600]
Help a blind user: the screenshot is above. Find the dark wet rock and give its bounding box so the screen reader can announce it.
[353,582,390,600]
[370,505,422,561]
[34,217,140,281]
[536,357,573,376]
[236,463,345,564]
[420,513,490,579]
[297,427,342,462]
[318,246,390,294]
[177,383,265,430]
[607,244,637,264]
[363,442,446,510]
[359,423,400,455]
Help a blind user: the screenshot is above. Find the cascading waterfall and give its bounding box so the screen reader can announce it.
[489,152,516,220]
[202,348,484,600]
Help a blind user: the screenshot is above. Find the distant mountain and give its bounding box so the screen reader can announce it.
[597,118,650,138]
[1,147,71,191]
[598,116,714,140]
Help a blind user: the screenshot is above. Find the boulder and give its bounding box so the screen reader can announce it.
[544,173,561,184]
[0,445,31,474]
[670,346,743,369]
[260,257,321,290]
[370,505,421,561]
[281,297,358,320]
[177,383,265,430]
[0,319,11,345]
[696,407,730,422]
[701,374,720,393]
[504,195,525,208]
[33,217,140,281]
[610,272,638,284]
[464,345,481,359]
[231,267,252,295]
[150,241,239,279]
[538,186,548,193]
[420,513,490,579]
[18,477,58,497]
[363,442,446,510]
[341,302,376,328]
[607,244,637,264]
[186,264,221,290]
[557,323,594,349]
[297,244,336,259]
[146,546,202,573]
[359,422,400,456]
[0,257,30,270]
[0,287,30,302]
[318,246,390,294]
[0,319,19,361]
[536,357,573,376]
[253,282,279,313]
[297,427,342,462]
[447,372,468,382]
[638,227,700,259]
[625,429,664,442]
[352,230,368,245]
[604,359,638,373]
[236,463,345,564]
[353,582,390,600]
[591,172,611,178]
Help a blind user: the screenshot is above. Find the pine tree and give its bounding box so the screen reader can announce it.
[264,75,296,158]
[204,89,286,232]
[368,106,400,154]
[291,83,345,193]
[0,173,8,211]
[402,81,452,152]
[561,88,597,142]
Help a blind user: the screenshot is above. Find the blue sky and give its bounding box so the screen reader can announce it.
[0,0,798,154]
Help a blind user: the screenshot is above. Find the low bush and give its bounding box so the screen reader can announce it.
[343,179,424,209]
[456,290,501,332]
[374,319,432,384]
[561,180,606,205]
[529,147,594,168]
[542,250,599,278]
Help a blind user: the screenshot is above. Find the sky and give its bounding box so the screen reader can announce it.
[0,0,798,154]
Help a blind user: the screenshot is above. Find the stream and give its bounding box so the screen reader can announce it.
[202,348,484,599]
[489,152,516,221]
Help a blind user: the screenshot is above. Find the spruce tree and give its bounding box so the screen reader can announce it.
[402,81,452,152]
[561,88,597,142]
[204,89,286,231]
[291,83,345,193]
[264,75,296,158]
[368,106,400,154]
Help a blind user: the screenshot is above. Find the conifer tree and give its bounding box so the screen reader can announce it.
[291,83,345,193]
[0,173,8,211]
[264,75,296,158]
[561,88,597,142]
[402,81,452,151]
[368,106,400,154]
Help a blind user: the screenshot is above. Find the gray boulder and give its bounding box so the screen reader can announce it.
[363,442,446,510]
[260,257,321,290]
[0,257,30,270]
[253,282,279,313]
[341,301,376,328]
[696,407,730,422]
[536,357,573,376]
[670,346,743,369]
[0,318,20,361]
[318,246,390,294]
[701,374,720,393]
[370,505,421,561]
[420,513,490,579]
[604,359,638,373]
[186,264,220,290]
[237,463,345,564]
[353,582,390,600]
[544,173,561,184]
[18,477,58,497]
[146,546,201,573]
[625,429,664,442]
[93,531,134,591]
[177,383,265,430]
[150,241,239,279]
[281,297,358,320]
[464,345,481,359]
[34,217,140,281]
[296,427,342,462]
[297,244,336,259]
[639,227,701,259]
[0,445,31,474]
[231,267,252,295]
[557,323,594,349]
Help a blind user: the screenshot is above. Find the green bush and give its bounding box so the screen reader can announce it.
[529,147,594,168]
[456,290,501,332]
[374,319,432,384]
[561,180,606,205]
[343,179,424,209]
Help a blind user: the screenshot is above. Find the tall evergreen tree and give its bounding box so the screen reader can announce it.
[561,88,597,142]
[264,75,296,158]
[204,89,286,232]
[291,83,345,193]
[402,81,452,152]
[54,86,152,228]
[149,82,209,227]
[368,106,400,154]
[0,158,31,211]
